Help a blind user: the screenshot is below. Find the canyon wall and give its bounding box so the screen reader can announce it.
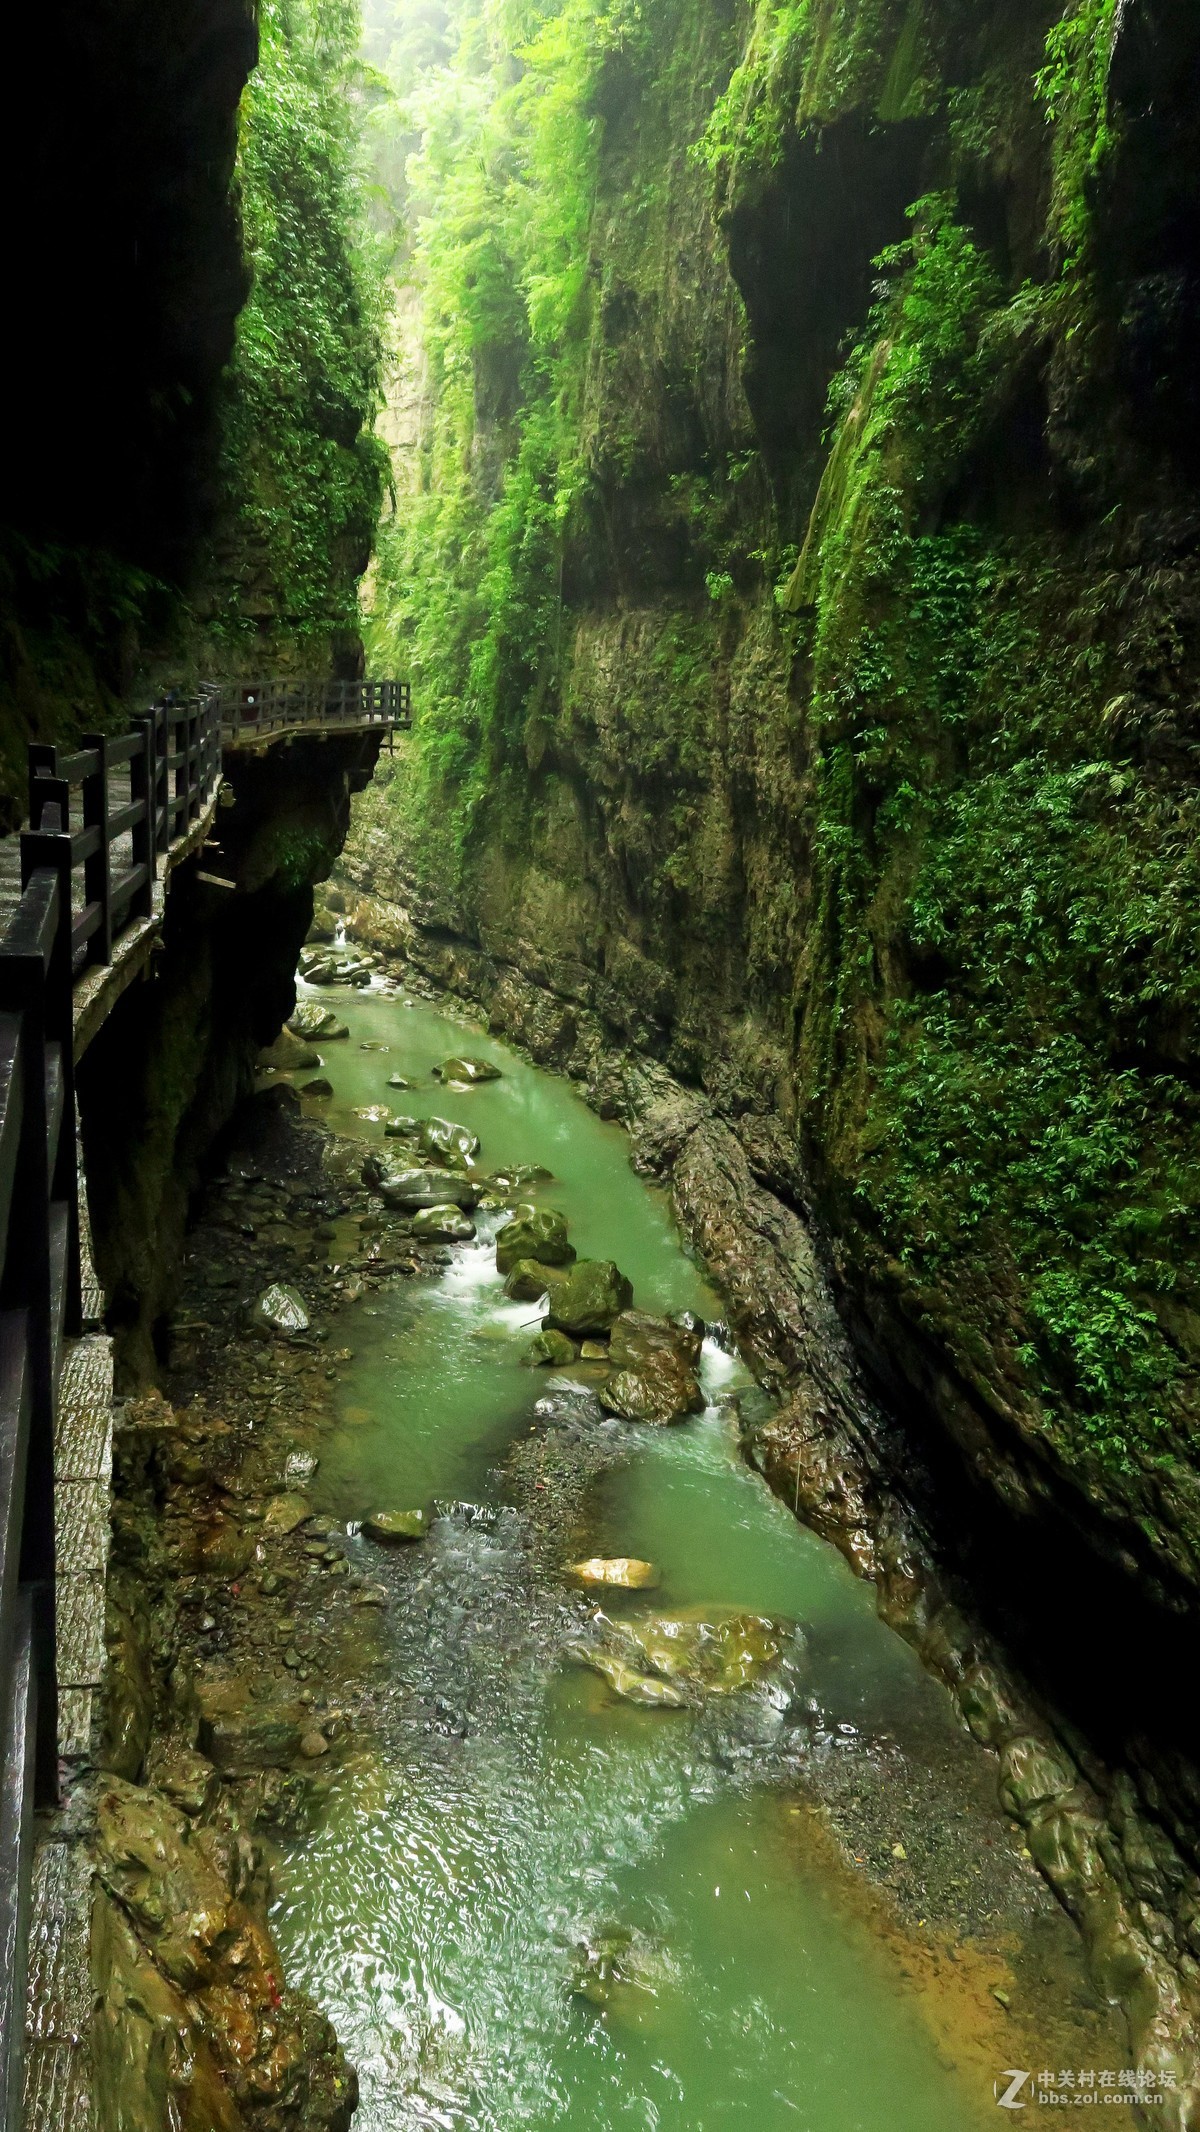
[363,0,1200,1787]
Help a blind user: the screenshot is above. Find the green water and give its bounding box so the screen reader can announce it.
[270,982,999,2129]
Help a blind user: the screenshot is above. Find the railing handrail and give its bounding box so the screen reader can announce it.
[0,667,406,2125]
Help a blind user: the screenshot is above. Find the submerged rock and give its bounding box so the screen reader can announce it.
[600,1310,704,1424]
[436,1054,501,1082]
[410,1204,477,1242]
[362,1508,430,1543]
[607,1611,799,1694]
[247,1283,310,1338]
[504,1257,569,1302]
[524,1329,578,1367]
[545,1259,633,1335]
[387,1071,411,1089]
[565,1644,687,1707]
[569,1557,660,1590]
[196,1680,307,1770]
[496,1204,575,1274]
[302,1076,334,1099]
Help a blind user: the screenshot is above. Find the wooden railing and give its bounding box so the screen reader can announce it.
[0,671,405,2120]
[219,677,411,745]
[0,864,80,2124]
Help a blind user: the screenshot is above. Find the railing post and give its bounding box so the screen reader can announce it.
[130,718,155,919]
[28,744,57,827]
[81,734,112,964]
[154,702,170,854]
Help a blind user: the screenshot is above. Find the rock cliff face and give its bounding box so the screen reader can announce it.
[79,732,383,1384]
[365,0,1200,1850]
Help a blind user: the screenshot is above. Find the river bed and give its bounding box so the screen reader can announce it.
[248,979,1123,2129]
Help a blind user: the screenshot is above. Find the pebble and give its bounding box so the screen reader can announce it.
[299,1731,329,1758]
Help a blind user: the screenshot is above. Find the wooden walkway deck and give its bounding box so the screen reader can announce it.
[0,675,409,2132]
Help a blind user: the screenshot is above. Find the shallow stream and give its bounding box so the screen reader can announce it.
[268,982,1114,2129]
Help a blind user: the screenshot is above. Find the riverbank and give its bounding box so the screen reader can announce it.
[95,981,1143,2127]
[314,876,1200,2115]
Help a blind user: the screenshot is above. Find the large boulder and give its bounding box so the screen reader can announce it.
[436,1055,501,1083]
[545,1259,633,1336]
[375,1167,479,1211]
[600,1310,705,1424]
[418,1115,481,1170]
[410,1205,477,1242]
[496,1205,575,1275]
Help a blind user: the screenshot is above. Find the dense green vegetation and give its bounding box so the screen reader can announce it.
[362,0,1200,1497]
[210,0,388,661]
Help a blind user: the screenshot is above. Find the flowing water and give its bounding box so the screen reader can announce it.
[268,982,1101,2130]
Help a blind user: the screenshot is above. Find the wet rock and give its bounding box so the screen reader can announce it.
[262,1491,312,1535]
[504,1257,569,1301]
[565,1645,688,1707]
[489,1163,554,1194]
[600,1309,704,1423]
[569,1557,660,1590]
[191,1516,253,1580]
[418,1115,481,1170]
[436,1055,501,1083]
[579,1339,608,1360]
[259,1027,321,1071]
[247,1283,310,1338]
[545,1259,634,1336]
[97,1775,233,1984]
[375,1167,479,1211]
[154,1750,219,1819]
[524,1329,579,1367]
[410,1204,477,1242]
[196,1680,307,1771]
[299,1730,329,1759]
[387,1071,411,1089]
[384,1113,423,1139]
[302,1076,334,1099]
[495,1204,575,1275]
[998,1734,1078,1819]
[92,1890,242,2132]
[362,1508,430,1543]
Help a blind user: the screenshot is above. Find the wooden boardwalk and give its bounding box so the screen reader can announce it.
[0,675,409,2132]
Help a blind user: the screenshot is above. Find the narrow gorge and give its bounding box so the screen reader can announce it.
[4,0,1200,2128]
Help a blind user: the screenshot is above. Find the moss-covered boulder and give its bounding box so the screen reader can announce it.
[503,1257,570,1301]
[545,1259,633,1335]
[362,1508,429,1543]
[524,1328,578,1367]
[496,1204,575,1274]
